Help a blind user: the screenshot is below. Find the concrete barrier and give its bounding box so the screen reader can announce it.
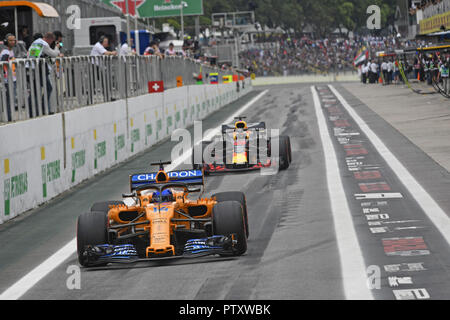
[0,80,252,224]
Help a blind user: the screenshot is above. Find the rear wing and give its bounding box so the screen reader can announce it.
[222,122,266,133]
[130,169,204,191]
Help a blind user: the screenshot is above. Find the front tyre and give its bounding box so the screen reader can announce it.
[77,211,109,267]
[213,192,249,238]
[212,201,247,256]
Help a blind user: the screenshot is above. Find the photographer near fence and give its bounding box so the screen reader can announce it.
[27,32,62,116]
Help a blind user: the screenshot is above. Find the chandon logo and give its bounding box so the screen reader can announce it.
[135,170,201,182]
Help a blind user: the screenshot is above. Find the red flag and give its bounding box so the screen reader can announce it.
[148,81,164,93]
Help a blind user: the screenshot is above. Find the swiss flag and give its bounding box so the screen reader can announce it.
[148,81,164,93]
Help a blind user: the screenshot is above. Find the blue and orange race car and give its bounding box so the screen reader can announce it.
[76,162,249,267]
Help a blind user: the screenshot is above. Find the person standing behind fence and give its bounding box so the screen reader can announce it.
[364,61,371,84]
[144,41,164,59]
[393,60,400,84]
[413,57,420,80]
[424,56,432,85]
[381,60,388,85]
[51,31,65,57]
[370,60,378,83]
[91,36,117,57]
[27,32,61,117]
[165,43,176,56]
[387,59,394,85]
[19,26,32,50]
[1,33,16,121]
[53,32,63,47]
[440,55,450,96]
[119,37,136,56]
[90,36,117,103]
[361,63,369,84]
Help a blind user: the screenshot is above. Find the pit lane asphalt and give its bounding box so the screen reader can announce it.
[1,83,449,300]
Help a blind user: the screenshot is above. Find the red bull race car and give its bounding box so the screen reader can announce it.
[192,117,292,174]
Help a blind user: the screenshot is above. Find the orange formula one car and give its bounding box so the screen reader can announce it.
[192,117,292,174]
[76,162,248,267]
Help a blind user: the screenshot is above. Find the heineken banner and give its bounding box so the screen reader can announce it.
[102,0,204,18]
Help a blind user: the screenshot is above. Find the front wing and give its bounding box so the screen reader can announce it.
[80,235,237,266]
[204,160,274,174]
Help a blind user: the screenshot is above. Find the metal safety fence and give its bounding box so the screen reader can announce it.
[202,45,235,64]
[240,42,280,52]
[0,55,227,123]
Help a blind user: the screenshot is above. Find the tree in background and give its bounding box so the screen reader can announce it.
[157,0,398,38]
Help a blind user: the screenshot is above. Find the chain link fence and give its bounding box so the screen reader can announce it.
[0,55,227,123]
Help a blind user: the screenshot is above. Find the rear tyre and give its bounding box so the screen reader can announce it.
[77,211,109,267]
[213,192,249,238]
[212,201,247,256]
[90,201,124,215]
[278,135,292,170]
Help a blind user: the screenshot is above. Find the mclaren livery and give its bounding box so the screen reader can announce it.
[76,162,249,267]
[193,117,292,174]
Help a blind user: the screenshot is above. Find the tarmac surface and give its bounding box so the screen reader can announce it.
[341,81,450,172]
[0,82,449,300]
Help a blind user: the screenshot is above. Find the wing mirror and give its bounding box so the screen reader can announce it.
[188,187,201,193]
[122,192,136,198]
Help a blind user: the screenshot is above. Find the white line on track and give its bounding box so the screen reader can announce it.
[311,86,373,300]
[329,85,450,250]
[0,90,268,300]
[0,239,77,300]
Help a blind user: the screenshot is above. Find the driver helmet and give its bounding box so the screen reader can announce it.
[151,189,174,203]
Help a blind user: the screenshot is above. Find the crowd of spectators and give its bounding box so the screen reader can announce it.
[239,33,449,95]
[360,50,450,95]
[409,0,448,15]
[88,33,226,70]
[239,34,426,77]
[1,29,64,120]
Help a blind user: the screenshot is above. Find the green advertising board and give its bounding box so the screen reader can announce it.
[102,0,203,18]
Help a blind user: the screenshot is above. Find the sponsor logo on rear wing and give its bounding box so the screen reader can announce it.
[222,123,266,132]
[130,170,204,190]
